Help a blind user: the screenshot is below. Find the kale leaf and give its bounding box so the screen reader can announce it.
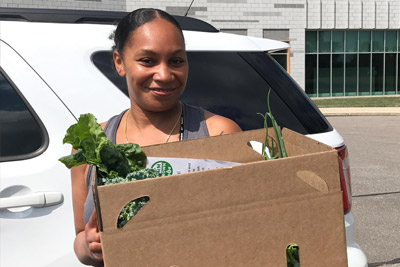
[116,143,147,172]
[59,113,147,178]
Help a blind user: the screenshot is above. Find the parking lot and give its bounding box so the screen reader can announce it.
[327,116,400,267]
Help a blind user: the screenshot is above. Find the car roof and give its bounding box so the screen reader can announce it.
[184,31,289,52]
[0,7,290,52]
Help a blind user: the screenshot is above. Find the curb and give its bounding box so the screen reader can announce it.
[319,107,400,117]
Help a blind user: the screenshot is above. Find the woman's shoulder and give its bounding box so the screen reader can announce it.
[182,103,242,136]
[204,109,242,136]
[100,121,107,129]
[100,110,127,130]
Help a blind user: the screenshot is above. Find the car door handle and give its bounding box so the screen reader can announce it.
[0,192,64,209]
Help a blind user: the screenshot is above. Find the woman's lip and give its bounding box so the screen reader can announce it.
[149,88,174,92]
[148,87,175,96]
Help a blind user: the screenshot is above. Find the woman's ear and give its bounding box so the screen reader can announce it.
[113,50,126,77]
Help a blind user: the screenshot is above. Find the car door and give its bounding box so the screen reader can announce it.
[0,41,85,266]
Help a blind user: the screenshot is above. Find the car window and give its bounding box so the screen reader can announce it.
[91,51,129,96]
[185,52,321,133]
[238,52,332,134]
[0,71,47,161]
[92,51,331,134]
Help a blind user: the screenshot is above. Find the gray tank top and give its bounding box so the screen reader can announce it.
[83,103,209,224]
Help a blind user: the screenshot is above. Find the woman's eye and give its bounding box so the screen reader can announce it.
[138,58,154,65]
[170,58,185,66]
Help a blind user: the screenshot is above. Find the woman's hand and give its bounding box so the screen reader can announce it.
[74,210,103,266]
[85,211,103,262]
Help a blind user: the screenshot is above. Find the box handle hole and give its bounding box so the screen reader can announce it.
[117,196,150,228]
[286,243,300,267]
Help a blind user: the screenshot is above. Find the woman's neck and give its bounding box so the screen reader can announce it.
[121,102,182,146]
[129,102,181,127]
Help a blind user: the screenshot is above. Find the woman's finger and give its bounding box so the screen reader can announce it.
[85,210,103,261]
[85,227,101,243]
[90,250,103,261]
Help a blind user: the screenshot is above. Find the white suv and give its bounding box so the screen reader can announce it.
[0,8,367,267]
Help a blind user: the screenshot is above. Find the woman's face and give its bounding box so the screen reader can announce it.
[114,18,188,112]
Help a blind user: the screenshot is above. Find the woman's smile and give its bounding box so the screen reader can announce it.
[148,87,176,96]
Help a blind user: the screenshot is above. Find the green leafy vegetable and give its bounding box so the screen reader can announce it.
[257,89,287,160]
[286,243,300,267]
[59,113,162,228]
[60,113,111,172]
[59,149,86,168]
[116,143,147,172]
[118,197,150,228]
[59,113,148,178]
[101,168,161,185]
[99,144,131,178]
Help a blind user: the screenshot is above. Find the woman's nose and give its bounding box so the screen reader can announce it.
[153,63,174,82]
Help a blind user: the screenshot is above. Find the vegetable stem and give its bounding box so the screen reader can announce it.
[258,89,287,160]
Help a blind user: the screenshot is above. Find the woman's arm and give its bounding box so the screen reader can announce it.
[71,155,103,266]
[204,110,242,136]
[70,121,109,266]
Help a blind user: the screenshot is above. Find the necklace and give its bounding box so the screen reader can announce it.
[124,104,182,144]
[164,104,182,143]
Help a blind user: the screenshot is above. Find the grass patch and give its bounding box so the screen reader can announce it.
[312,96,400,108]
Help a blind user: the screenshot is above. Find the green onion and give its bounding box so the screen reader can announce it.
[257,89,287,160]
[286,243,300,267]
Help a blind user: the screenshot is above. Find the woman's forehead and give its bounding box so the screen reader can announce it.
[129,18,184,46]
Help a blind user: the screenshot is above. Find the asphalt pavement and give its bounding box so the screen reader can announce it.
[326,116,400,267]
[322,109,400,267]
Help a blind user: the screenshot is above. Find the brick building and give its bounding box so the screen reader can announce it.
[3,0,400,97]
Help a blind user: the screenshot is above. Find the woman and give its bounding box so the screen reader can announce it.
[71,8,241,266]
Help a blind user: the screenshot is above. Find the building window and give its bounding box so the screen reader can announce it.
[305,30,399,97]
[270,48,289,72]
[220,29,247,36]
[263,29,290,72]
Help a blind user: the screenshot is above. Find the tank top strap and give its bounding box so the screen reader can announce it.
[182,103,210,140]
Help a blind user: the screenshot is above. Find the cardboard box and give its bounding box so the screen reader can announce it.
[92,128,348,267]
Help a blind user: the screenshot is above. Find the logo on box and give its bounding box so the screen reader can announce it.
[151,160,173,176]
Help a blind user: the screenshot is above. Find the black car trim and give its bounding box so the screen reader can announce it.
[238,52,333,134]
[0,67,50,162]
